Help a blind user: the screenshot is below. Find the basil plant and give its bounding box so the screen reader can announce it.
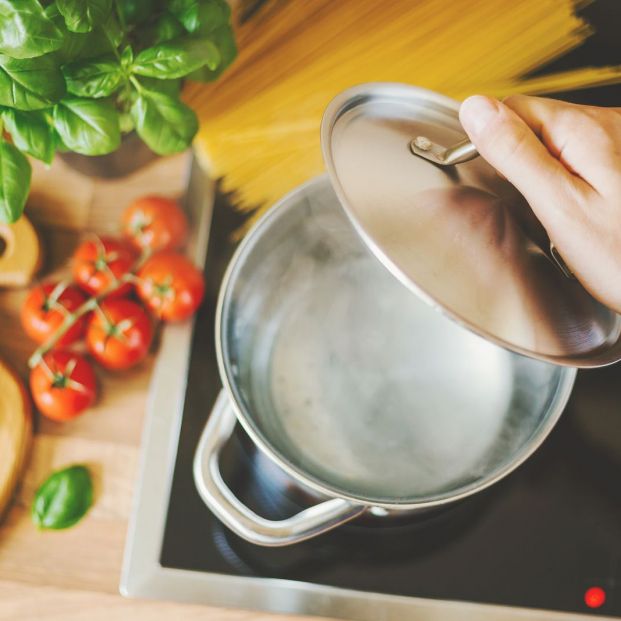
[0,0,236,222]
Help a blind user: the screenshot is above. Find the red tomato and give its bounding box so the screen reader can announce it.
[86,299,153,370]
[29,351,97,421]
[122,196,188,252]
[136,252,204,322]
[72,237,136,298]
[21,282,87,346]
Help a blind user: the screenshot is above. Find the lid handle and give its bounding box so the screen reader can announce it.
[410,136,479,166]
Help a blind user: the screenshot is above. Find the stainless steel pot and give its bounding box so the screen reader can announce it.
[194,176,576,546]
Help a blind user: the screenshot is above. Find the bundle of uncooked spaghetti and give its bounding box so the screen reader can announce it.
[185,0,621,217]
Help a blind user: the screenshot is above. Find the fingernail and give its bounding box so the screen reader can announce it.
[459,95,499,137]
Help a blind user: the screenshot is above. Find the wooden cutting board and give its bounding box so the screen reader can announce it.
[0,359,32,519]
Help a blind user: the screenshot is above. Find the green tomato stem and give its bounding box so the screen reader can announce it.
[28,247,151,369]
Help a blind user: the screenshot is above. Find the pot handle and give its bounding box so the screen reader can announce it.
[193,391,366,547]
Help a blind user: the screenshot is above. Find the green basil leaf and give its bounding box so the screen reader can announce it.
[0,141,31,223]
[45,3,83,59]
[168,0,193,13]
[188,25,236,82]
[0,0,64,59]
[174,0,231,35]
[131,90,197,155]
[116,0,152,25]
[131,37,220,79]
[0,55,65,111]
[31,465,93,530]
[44,3,110,63]
[2,109,55,164]
[63,56,124,98]
[53,97,120,155]
[101,10,123,47]
[151,12,185,44]
[56,0,112,33]
[53,129,71,152]
[120,46,133,69]
[137,76,182,97]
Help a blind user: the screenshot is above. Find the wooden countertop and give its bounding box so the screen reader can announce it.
[0,154,332,621]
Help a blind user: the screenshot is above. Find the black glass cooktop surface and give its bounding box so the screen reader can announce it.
[161,5,621,612]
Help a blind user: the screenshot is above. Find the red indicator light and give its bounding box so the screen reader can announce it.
[584,586,606,609]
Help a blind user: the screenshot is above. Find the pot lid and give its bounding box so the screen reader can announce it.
[321,83,621,368]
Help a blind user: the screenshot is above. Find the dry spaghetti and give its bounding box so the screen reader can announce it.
[185,0,620,217]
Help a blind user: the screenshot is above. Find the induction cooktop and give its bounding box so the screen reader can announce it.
[121,12,621,613]
[121,157,621,621]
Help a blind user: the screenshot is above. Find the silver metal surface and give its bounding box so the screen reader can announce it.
[193,390,365,546]
[410,136,479,165]
[550,242,575,279]
[321,83,621,367]
[121,161,611,620]
[410,136,574,279]
[212,175,576,534]
[121,153,214,593]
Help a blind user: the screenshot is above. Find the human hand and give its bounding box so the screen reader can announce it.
[459,94,621,313]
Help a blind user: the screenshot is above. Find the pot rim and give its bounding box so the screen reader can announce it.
[215,175,577,511]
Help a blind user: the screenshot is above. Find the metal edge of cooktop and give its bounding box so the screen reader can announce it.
[119,157,617,621]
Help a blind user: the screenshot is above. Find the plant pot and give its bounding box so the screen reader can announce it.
[59,132,159,179]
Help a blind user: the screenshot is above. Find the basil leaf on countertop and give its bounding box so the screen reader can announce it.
[2,109,55,164]
[131,90,198,155]
[0,0,64,59]
[0,141,32,223]
[188,25,236,82]
[63,56,124,98]
[53,97,120,155]
[56,0,112,33]
[31,465,93,530]
[0,54,66,111]
[131,37,220,79]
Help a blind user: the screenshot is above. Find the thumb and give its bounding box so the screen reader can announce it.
[459,95,587,228]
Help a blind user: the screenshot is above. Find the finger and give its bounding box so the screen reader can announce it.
[459,95,589,232]
[502,94,621,192]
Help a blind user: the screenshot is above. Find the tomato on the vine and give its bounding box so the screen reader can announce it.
[21,282,87,346]
[30,351,97,421]
[136,252,205,322]
[122,196,188,252]
[86,299,153,370]
[72,237,136,298]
